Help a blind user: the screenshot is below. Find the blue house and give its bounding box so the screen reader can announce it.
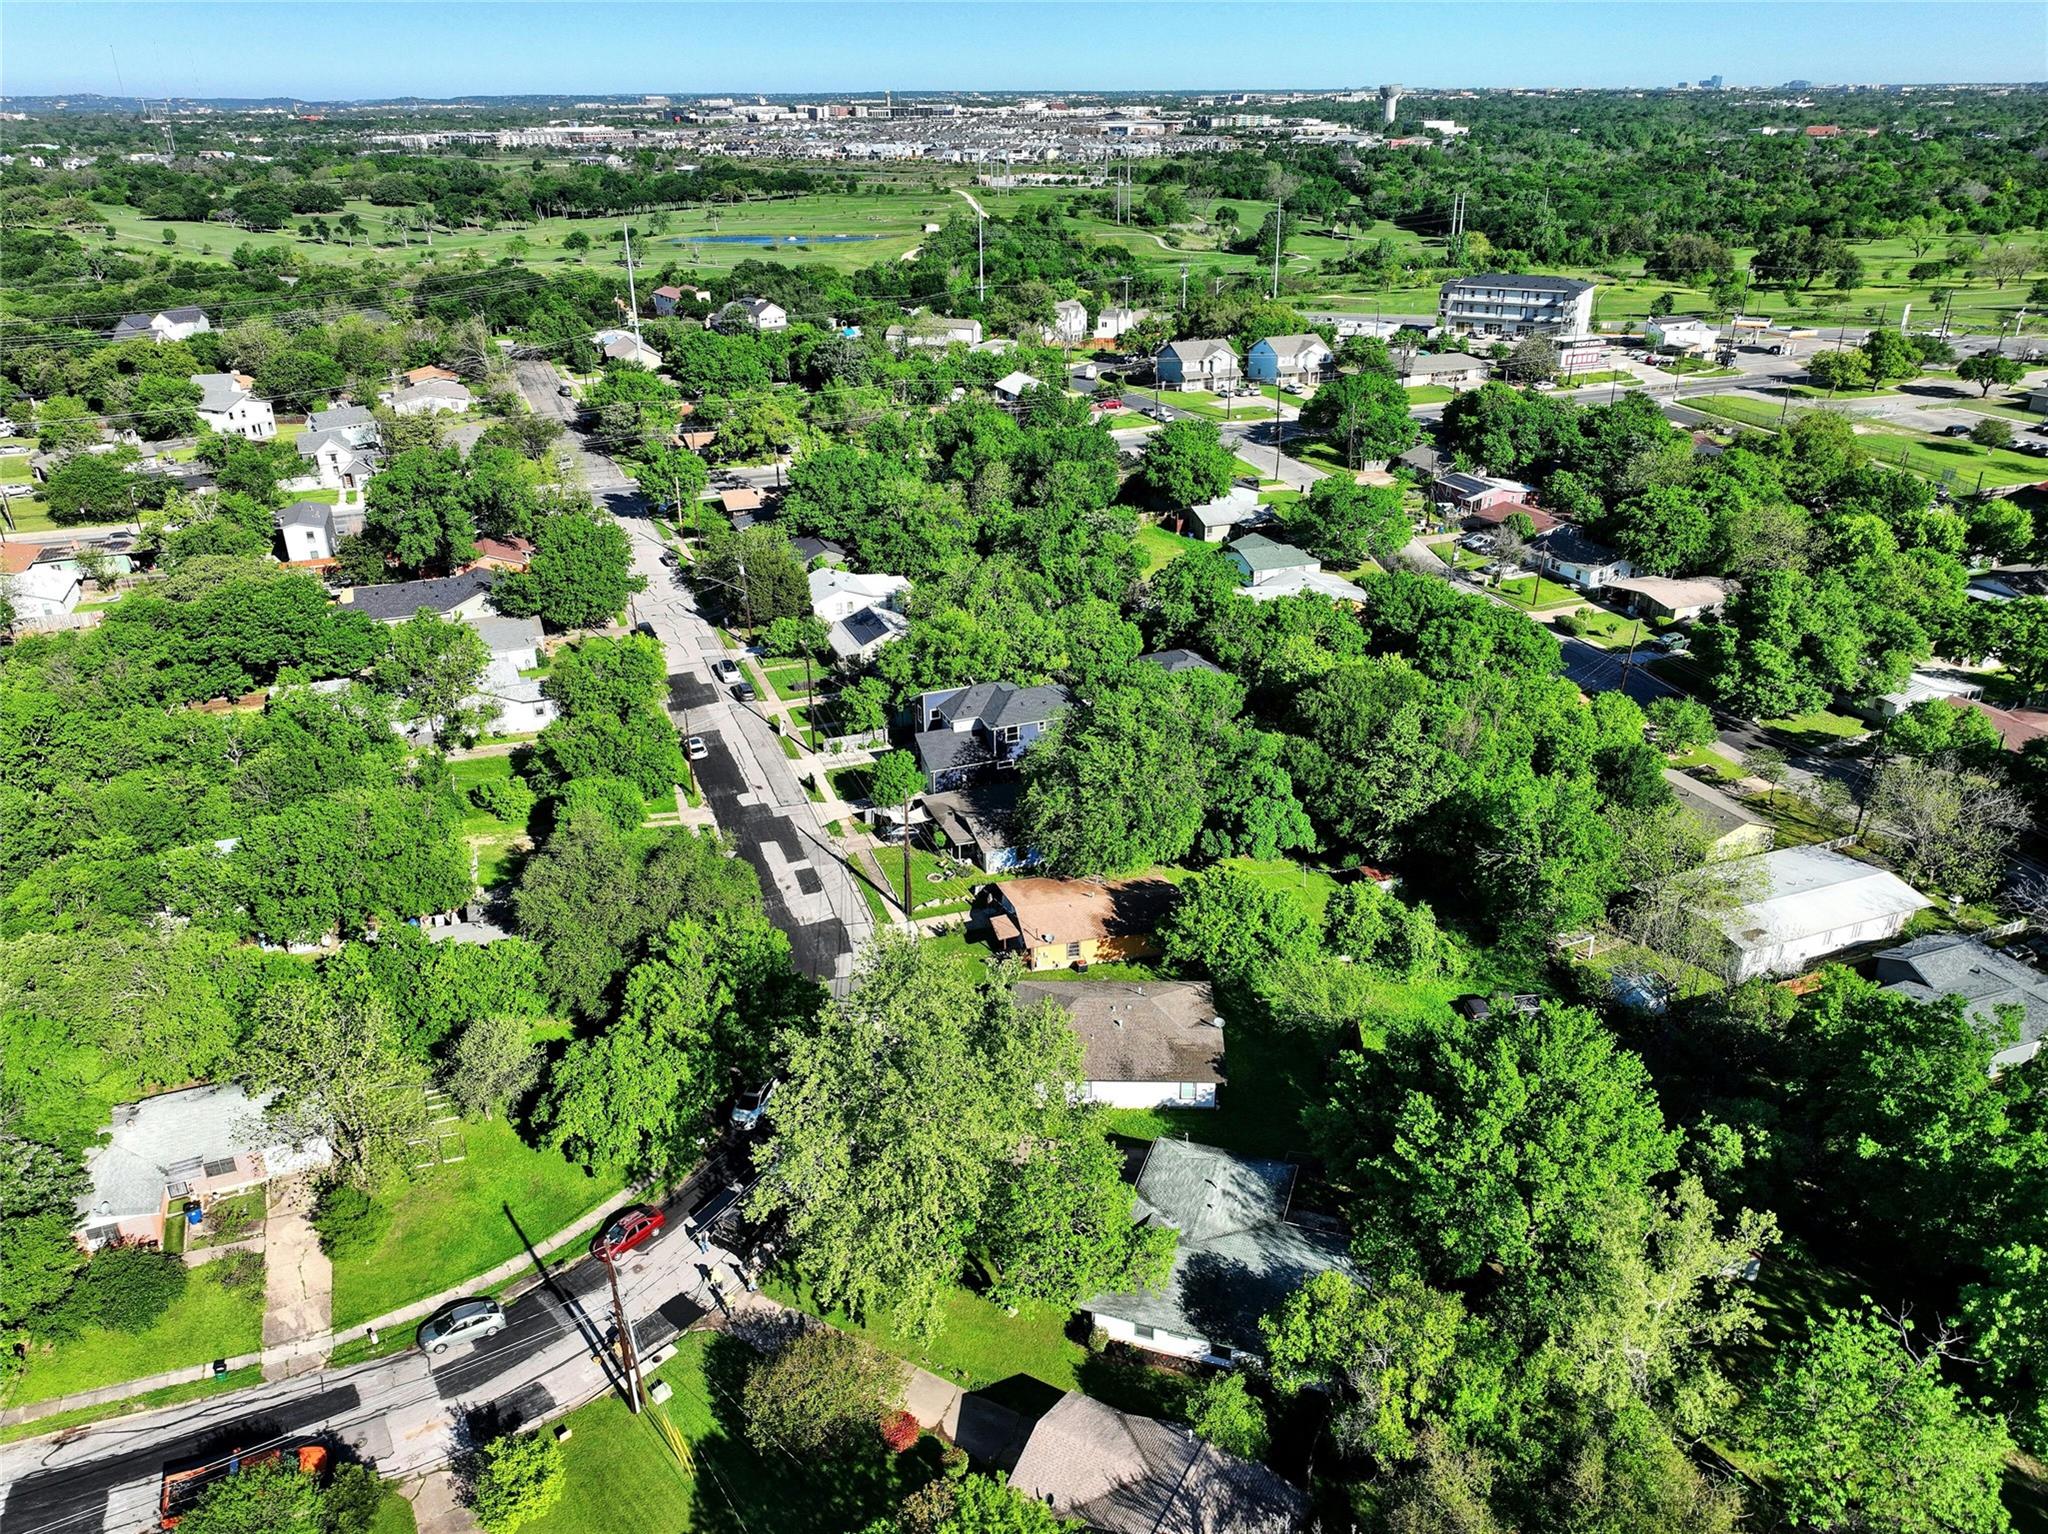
[913,681,1074,791]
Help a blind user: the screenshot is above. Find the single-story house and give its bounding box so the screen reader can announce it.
[1462,502,1558,534]
[790,535,848,566]
[679,429,718,454]
[381,378,474,416]
[600,332,663,370]
[404,365,461,386]
[1397,442,1451,478]
[1016,980,1224,1108]
[1530,525,1634,591]
[1646,316,1720,355]
[719,486,765,517]
[468,612,555,735]
[973,338,1018,357]
[990,877,1173,971]
[1865,667,1985,724]
[108,306,211,345]
[1225,533,1317,588]
[8,564,85,627]
[193,372,276,440]
[1186,484,1261,542]
[1606,575,1731,622]
[1246,333,1334,385]
[1155,338,1241,391]
[472,535,535,571]
[1137,648,1224,675]
[1398,351,1491,389]
[1046,297,1089,344]
[1430,471,1533,519]
[1697,845,1931,983]
[993,370,1043,403]
[1664,769,1775,860]
[924,780,1032,874]
[76,1084,332,1250]
[886,313,983,350]
[1876,933,2048,1074]
[914,680,1074,791]
[1007,1392,1305,1534]
[346,568,496,624]
[1083,1138,1356,1366]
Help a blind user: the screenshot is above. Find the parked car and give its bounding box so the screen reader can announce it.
[1145,407,1170,422]
[590,1203,665,1261]
[1942,423,1973,438]
[732,1079,777,1131]
[2019,439,2048,457]
[732,679,757,703]
[556,384,574,398]
[685,734,709,761]
[417,1297,506,1356]
[1096,397,1124,411]
[711,658,741,683]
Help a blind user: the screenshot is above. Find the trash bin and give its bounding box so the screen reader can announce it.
[186,1203,205,1228]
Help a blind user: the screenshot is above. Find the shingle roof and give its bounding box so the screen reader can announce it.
[913,728,992,780]
[275,501,332,531]
[1191,485,1260,528]
[192,372,252,413]
[1010,1392,1305,1534]
[1704,846,1930,955]
[828,605,908,659]
[1085,1139,1356,1357]
[78,1084,327,1226]
[923,781,1021,853]
[161,305,209,324]
[1255,333,1330,357]
[1664,769,1770,842]
[1160,337,1239,364]
[1532,525,1625,567]
[1876,934,2048,1070]
[307,405,376,435]
[347,568,494,621]
[994,370,1043,396]
[921,680,1075,733]
[1228,533,1315,573]
[1138,649,1223,675]
[1016,981,1225,1086]
[470,614,543,656]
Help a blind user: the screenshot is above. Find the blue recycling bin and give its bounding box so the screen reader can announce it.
[186,1202,204,1227]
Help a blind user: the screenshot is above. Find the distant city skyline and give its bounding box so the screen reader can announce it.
[1,2,2036,100]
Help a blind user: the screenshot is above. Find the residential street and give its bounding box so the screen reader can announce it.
[512,361,871,993]
[0,1159,750,1534]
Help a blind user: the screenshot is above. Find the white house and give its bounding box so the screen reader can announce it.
[306,404,379,446]
[109,306,211,345]
[1399,352,1492,389]
[992,370,1043,403]
[809,567,910,625]
[886,313,983,350]
[276,501,343,563]
[296,428,378,492]
[1082,1138,1357,1366]
[380,379,474,416]
[1093,305,1150,341]
[718,298,788,332]
[1186,484,1260,542]
[1046,297,1089,344]
[1530,526,1634,591]
[1438,274,1596,338]
[1155,338,1241,391]
[1016,981,1223,1108]
[1699,846,1932,983]
[7,564,85,627]
[193,373,276,440]
[1646,316,1720,355]
[468,614,556,736]
[1246,333,1334,384]
[595,329,662,369]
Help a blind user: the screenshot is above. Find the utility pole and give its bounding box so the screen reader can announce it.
[1271,186,1283,301]
[976,214,984,302]
[623,219,642,344]
[601,1245,645,1413]
[1179,264,1188,312]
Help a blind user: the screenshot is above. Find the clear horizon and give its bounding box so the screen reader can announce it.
[2,1,2040,101]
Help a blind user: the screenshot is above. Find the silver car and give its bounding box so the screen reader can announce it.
[418,1298,506,1356]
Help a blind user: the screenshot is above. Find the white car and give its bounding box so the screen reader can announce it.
[417,1297,506,1356]
[684,735,708,761]
[732,1079,777,1131]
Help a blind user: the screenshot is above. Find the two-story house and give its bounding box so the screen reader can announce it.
[1154,338,1242,391]
[1046,297,1089,344]
[1246,333,1334,385]
[1438,274,1595,339]
[193,373,276,440]
[717,298,788,332]
[109,306,212,345]
[913,680,1074,790]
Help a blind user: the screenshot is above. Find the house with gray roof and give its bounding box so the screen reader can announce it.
[108,306,212,345]
[1439,274,1595,337]
[1530,525,1633,591]
[1696,845,1930,983]
[77,1084,331,1250]
[1017,980,1225,1108]
[1155,338,1242,391]
[381,378,474,416]
[346,568,496,624]
[913,680,1074,791]
[1186,485,1261,542]
[1247,332,1333,385]
[1225,533,1316,587]
[1138,648,1223,675]
[924,780,1032,874]
[193,372,276,440]
[1664,769,1774,860]
[276,501,344,563]
[1084,1137,1355,1366]
[306,404,379,445]
[1876,934,2048,1074]
[1008,1392,1305,1534]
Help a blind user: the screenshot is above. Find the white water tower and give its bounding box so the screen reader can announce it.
[1380,84,1403,125]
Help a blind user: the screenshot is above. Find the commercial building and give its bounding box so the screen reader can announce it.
[1438,274,1596,338]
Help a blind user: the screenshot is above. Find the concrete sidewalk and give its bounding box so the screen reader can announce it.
[261,1176,333,1381]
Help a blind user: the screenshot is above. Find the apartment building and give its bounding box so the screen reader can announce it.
[1438,274,1596,338]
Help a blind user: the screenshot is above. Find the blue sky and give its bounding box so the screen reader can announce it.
[2,2,2035,99]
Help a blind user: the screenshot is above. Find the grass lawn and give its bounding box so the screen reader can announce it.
[4,1259,266,1408]
[887,844,1013,914]
[1560,609,1650,650]
[447,755,535,891]
[1668,745,1744,782]
[1404,384,1456,405]
[1493,575,1588,612]
[329,1117,612,1331]
[189,1188,268,1249]
[1688,393,2048,488]
[369,1490,418,1534]
[1742,786,1854,848]
[522,1330,942,1534]
[769,1277,1085,1393]
[760,659,820,700]
[1135,521,1207,575]
[1758,708,1868,746]
[0,1364,266,1445]
[1558,370,1641,389]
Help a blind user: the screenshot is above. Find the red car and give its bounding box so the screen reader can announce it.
[1095,397,1124,411]
[590,1203,665,1261]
